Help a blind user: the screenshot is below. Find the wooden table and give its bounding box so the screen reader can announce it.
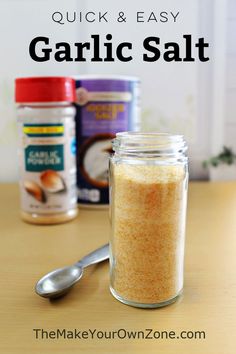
[0,183,236,354]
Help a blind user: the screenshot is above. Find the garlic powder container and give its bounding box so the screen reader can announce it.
[15,77,78,224]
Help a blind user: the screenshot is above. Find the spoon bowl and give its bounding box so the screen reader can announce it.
[35,244,109,299]
[35,265,83,298]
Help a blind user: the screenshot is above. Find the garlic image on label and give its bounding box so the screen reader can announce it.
[40,170,66,193]
[24,180,46,203]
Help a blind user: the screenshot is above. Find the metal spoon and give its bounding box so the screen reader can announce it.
[35,244,109,299]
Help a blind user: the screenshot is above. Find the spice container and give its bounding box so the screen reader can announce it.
[109,132,188,308]
[74,76,140,208]
[15,77,78,224]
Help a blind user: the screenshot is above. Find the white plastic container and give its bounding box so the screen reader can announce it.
[15,77,78,224]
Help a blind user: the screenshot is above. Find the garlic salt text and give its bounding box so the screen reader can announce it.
[29,34,209,63]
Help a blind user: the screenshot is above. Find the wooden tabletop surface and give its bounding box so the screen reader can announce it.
[0,182,236,354]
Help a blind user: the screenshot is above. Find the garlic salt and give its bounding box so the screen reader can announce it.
[109,132,188,308]
[15,77,78,225]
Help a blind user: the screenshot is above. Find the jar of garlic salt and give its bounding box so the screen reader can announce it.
[15,77,78,224]
[109,132,188,308]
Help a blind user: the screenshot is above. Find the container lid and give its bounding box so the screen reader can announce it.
[73,75,140,82]
[15,77,76,103]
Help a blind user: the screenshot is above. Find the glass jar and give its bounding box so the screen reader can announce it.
[109,132,188,308]
[15,77,78,225]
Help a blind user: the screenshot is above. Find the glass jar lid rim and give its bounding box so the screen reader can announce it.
[116,132,184,140]
[112,132,187,155]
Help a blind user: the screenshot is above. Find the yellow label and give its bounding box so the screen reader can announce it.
[23,126,64,134]
[86,103,125,120]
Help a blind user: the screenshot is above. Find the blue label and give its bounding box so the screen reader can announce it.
[25,145,64,172]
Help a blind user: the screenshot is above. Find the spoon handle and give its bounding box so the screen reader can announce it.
[76,243,109,268]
